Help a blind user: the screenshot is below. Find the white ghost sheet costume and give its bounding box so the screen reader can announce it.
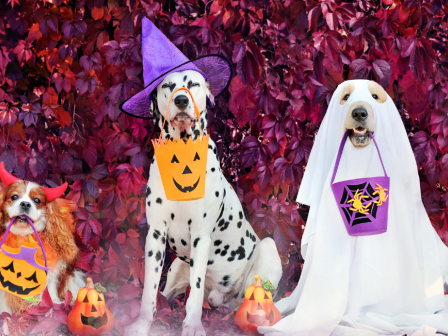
[258,80,448,336]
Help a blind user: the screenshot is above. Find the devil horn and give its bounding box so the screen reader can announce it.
[0,162,20,186]
[42,182,68,202]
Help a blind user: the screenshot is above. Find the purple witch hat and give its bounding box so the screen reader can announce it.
[120,18,233,119]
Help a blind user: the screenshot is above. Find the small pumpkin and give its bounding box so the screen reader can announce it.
[235,275,282,335]
[68,277,114,336]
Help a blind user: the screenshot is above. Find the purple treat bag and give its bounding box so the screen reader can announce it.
[331,131,389,236]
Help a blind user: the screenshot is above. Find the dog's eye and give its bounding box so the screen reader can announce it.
[188,82,200,89]
[34,198,41,204]
[343,94,350,100]
[162,83,176,91]
[11,195,18,201]
[372,94,378,99]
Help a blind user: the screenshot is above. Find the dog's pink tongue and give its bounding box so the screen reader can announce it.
[170,113,195,133]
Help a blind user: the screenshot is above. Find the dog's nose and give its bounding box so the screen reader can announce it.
[20,201,31,211]
[352,108,368,121]
[174,95,189,110]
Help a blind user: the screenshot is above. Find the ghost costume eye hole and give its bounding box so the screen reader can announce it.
[11,195,18,201]
[372,94,379,99]
[342,94,350,101]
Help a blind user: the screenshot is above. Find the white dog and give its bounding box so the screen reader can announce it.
[125,70,282,336]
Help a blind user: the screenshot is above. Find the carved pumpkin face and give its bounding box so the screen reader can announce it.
[235,275,282,335]
[68,278,114,336]
[0,242,49,298]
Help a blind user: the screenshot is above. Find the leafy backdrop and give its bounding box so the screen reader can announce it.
[0,0,448,334]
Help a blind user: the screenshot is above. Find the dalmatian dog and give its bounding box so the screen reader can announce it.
[125,70,283,336]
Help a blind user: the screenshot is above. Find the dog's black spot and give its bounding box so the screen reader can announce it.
[211,167,215,172]
[155,267,159,273]
[193,238,200,247]
[154,284,157,289]
[229,215,233,221]
[148,250,153,257]
[164,221,167,226]
[236,246,246,260]
[246,230,249,237]
[208,260,214,265]
[220,221,230,231]
[170,238,175,243]
[193,129,200,140]
[172,245,177,251]
[188,219,192,225]
[190,259,194,267]
[203,213,207,218]
[196,277,201,288]
[156,198,162,204]
[237,221,242,228]
[215,191,219,197]
[147,201,151,207]
[248,244,256,260]
[219,275,230,287]
[208,145,213,150]
[251,234,256,242]
[224,245,229,250]
[161,237,166,244]
[241,238,244,245]
[183,76,187,82]
[153,230,161,240]
[239,211,244,220]
[181,239,187,246]
[215,249,221,254]
[146,187,151,198]
[214,240,222,246]
[155,251,162,261]
[213,147,217,154]
[160,260,163,266]
[171,213,175,220]
[220,250,227,256]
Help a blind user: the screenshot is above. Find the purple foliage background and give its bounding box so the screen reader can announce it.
[0,0,448,334]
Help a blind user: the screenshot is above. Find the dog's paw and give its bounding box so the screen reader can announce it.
[125,318,151,336]
[181,320,206,336]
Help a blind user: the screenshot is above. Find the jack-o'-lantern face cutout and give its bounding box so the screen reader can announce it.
[235,275,282,335]
[152,87,209,201]
[68,278,114,336]
[0,242,49,298]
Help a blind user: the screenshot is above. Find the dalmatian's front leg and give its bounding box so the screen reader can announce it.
[125,221,167,336]
[182,219,212,336]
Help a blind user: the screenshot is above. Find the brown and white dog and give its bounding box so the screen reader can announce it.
[0,162,84,314]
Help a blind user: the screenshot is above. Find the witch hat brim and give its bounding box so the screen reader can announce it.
[119,54,232,119]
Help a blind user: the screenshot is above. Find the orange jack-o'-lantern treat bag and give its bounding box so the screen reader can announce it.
[235,275,282,335]
[152,87,209,201]
[0,217,51,299]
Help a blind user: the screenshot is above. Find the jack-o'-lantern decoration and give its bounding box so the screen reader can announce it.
[68,277,114,336]
[0,217,50,299]
[235,275,282,335]
[152,87,209,201]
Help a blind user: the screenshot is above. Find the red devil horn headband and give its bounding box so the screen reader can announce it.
[0,162,68,202]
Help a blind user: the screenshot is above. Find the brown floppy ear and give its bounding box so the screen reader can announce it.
[0,185,7,237]
[42,200,79,263]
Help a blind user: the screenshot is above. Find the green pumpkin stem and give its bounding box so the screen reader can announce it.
[262,280,275,293]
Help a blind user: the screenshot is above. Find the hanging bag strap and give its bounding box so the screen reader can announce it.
[331,130,388,184]
[0,216,49,268]
[157,87,205,143]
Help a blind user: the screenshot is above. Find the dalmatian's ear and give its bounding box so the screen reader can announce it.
[205,82,215,109]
